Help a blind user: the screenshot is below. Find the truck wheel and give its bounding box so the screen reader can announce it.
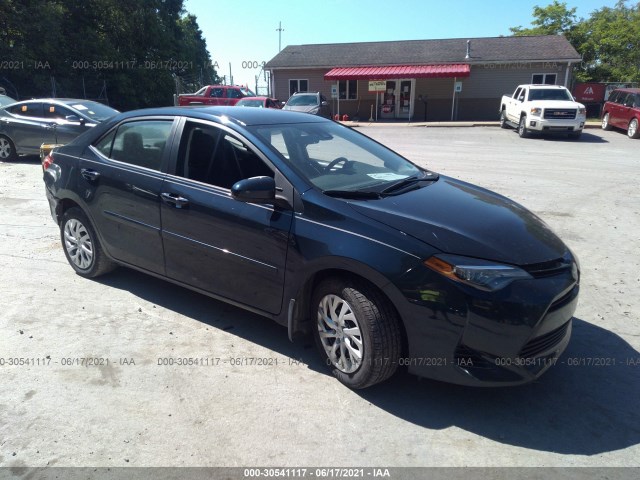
[518,116,529,138]
[312,277,401,389]
[628,118,639,139]
[601,112,612,131]
[499,110,509,129]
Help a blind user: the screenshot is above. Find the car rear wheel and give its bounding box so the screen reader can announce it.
[601,112,612,131]
[312,278,401,389]
[628,118,640,139]
[518,115,529,138]
[0,135,17,161]
[61,207,116,278]
[499,110,509,129]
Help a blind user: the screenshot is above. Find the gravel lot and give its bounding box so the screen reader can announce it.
[0,125,639,471]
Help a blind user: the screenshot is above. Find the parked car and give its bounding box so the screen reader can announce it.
[499,84,586,139]
[282,92,330,117]
[43,107,579,389]
[0,99,118,161]
[177,85,255,106]
[235,96,281,109]
[601,88,640,139]
[0,94,17,107]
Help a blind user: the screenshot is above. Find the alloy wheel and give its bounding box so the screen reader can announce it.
[0,137,12,159]
[317,294,363,373]
[63,218,94,270]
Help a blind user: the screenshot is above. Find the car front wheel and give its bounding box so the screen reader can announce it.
[602,112,612,131]
[61,207,116,278]
[312,278,401,389]
[628,118,640,139]
[518,115,529,138]
[0,135,17,161]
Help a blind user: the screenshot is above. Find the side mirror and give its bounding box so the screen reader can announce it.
[231,176,276,203]
[321,101,328,106]
[65,114,84,124]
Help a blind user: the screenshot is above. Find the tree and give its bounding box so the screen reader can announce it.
[510,1,578,36]
[0,0,218,110]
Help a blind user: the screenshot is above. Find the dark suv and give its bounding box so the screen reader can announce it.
[601,88,640,139]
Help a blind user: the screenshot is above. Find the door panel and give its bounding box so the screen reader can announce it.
[161,120,292,314]
[2,103,48,154]
[81,118,176,274]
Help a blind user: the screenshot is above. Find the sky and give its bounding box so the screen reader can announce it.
[184,0,621,92]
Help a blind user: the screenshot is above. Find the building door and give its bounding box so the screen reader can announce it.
[378,79,415,119]
[397,80,414,119]
[380,81,396,119]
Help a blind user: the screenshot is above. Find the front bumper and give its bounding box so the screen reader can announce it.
[393,261,579,386]
[526,117,585,133]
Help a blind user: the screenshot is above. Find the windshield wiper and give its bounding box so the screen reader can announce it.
[323,189,381,199]
[380,172,439,195]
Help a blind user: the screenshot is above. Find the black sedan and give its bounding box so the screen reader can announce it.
[43,107,579,389]
[0,98,118,161]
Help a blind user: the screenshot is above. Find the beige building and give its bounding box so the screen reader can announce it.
[265,35,581,121]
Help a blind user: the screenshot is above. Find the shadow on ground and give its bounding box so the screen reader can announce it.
[99,269,639,456]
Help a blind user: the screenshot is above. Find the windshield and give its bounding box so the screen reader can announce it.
[287,94,319,107]
[250,122,423,193]
[528,89,573,101]
[237,99,263,107]
[241,87,256,97]
[66,101,119,122]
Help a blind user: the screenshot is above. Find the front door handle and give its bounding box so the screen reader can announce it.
[161,192,189,208]
[81,168,100,182]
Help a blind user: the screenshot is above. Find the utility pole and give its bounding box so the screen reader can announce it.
[276,21,284,52]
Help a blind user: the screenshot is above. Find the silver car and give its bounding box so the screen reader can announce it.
[0,98,118,161]
[282,92,331,118]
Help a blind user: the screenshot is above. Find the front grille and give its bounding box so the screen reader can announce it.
[519,322,570,359]
[522,257,571,278]
[544,108,577,119]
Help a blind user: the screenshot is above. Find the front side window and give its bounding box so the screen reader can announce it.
[227,88,243,99]
[338,80,358,100]
[251,122,421,194]
[44,104,76,120]
[176,121,273,189]
[96,120,173,171]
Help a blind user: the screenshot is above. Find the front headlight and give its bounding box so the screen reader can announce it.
[309,107,320,114]
[578,107,586,115]
[530,107,542,116]
[424,254,532,292]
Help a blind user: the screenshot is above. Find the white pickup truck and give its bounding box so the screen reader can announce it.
[499,85,586,139]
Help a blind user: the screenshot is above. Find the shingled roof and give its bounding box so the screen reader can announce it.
[266,35,581,69]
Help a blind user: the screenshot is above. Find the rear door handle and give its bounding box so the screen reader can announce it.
[81,168,100,182]
[161,192,189,208]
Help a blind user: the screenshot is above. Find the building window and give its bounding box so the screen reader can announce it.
[532,73,557,85]
[289,79,308,96]
[338,80,358,100]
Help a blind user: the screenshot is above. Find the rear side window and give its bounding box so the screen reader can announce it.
[8,103,43,117]
[210,88,225,98]
[95,120,173,171]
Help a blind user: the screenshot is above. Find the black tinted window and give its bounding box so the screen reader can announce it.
[177,121,273,189]
[44,104,76,120]
[226,88,243,99]
[8,103,43,117]
[210,88,224,98]
[108,120,173,170]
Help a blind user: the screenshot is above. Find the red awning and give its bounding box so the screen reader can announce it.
[324,64,470,80]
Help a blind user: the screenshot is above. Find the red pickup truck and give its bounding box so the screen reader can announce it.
[178,85,256,106]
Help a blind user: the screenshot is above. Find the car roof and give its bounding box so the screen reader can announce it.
[238,96,270,100]
[113,106,327,126]
[7,98,109,106]
[611,88,640,94]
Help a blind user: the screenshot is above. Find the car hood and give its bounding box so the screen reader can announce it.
[538,100,585,109]
[348,176,568,265]
[284,105,318,113]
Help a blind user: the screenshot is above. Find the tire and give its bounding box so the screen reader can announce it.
[60,207,116,278]
[312,277,401,389]
[628,118,640,139]
[0,135,17,161]
[518,115,529,138]
[601,112,612,131]
[499,110,509,129]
